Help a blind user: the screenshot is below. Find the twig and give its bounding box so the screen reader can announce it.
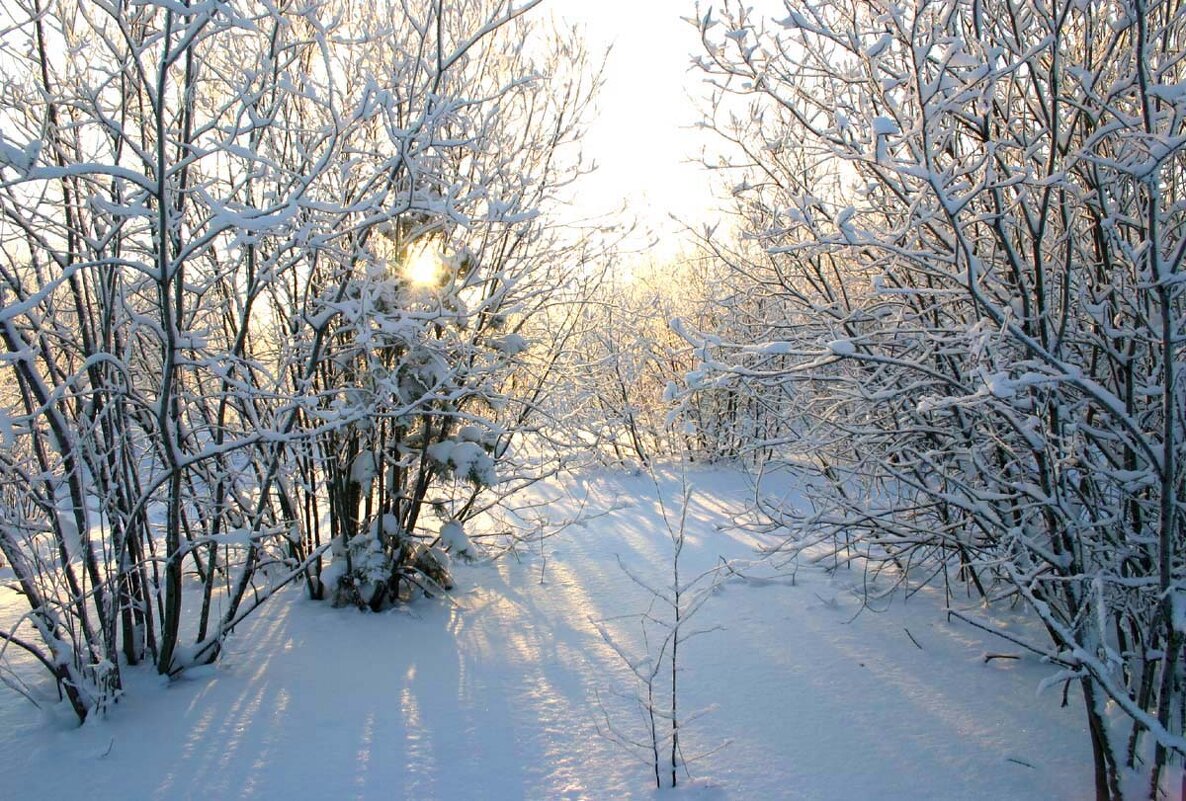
[813,592,839,609]
[984,653,1021,664]
[904,627,923,650]
[947,609,1072,667]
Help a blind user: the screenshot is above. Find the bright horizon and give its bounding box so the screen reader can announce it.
[549,0,726,262]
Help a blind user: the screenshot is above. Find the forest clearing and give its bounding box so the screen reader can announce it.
[0,0,1182,798]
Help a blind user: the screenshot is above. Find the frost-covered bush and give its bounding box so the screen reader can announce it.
[428,439,499,487]
[565,258,790,467]
[0,0,597,721]
[326,515,457,611]
[273,5,601,612]
[693,0,1186,797]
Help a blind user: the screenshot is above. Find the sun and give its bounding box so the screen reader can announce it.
[404,242,444,287]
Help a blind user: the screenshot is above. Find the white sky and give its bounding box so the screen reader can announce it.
[546,0,724,259]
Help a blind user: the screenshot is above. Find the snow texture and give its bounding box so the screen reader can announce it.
[0,468,1093,800]
[439,520,473,559]
[827,338,856,356]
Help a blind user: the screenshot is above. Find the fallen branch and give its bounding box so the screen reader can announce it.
[983,653,1021,664]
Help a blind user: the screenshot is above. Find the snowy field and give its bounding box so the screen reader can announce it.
[1,467,1094,800]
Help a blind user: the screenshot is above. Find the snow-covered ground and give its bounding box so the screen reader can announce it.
[1,467,1093,799]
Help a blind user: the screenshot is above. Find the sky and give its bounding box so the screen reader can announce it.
[547,0,725,259]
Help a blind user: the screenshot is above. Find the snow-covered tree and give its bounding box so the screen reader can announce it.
[690,0,1186,797]
[0,0,595,721]
[559,254,797,467]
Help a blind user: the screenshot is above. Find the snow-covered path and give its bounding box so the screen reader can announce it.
[1,468,1093,799]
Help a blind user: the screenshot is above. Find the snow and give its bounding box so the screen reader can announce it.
[865,34,892,58]
[827,338,856,356]
[439,520,473,559]
[351,452,378,486]
[428,440,497,485]
[984,371,1016,399]
[491,333,529,357]
[778,12,810,29]
[872,116,900,136]
[426,440,456,466]
[743,341,797,356]
[0,467,1093,799]
[0,133,39,174]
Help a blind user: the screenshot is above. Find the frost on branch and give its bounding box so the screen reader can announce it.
[694,0,1186,797]
[0,0,598,717]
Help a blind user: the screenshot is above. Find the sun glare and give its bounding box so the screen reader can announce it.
[405,243,444,287]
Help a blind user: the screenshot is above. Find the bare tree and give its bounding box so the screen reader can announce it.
[593,470,727,788]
